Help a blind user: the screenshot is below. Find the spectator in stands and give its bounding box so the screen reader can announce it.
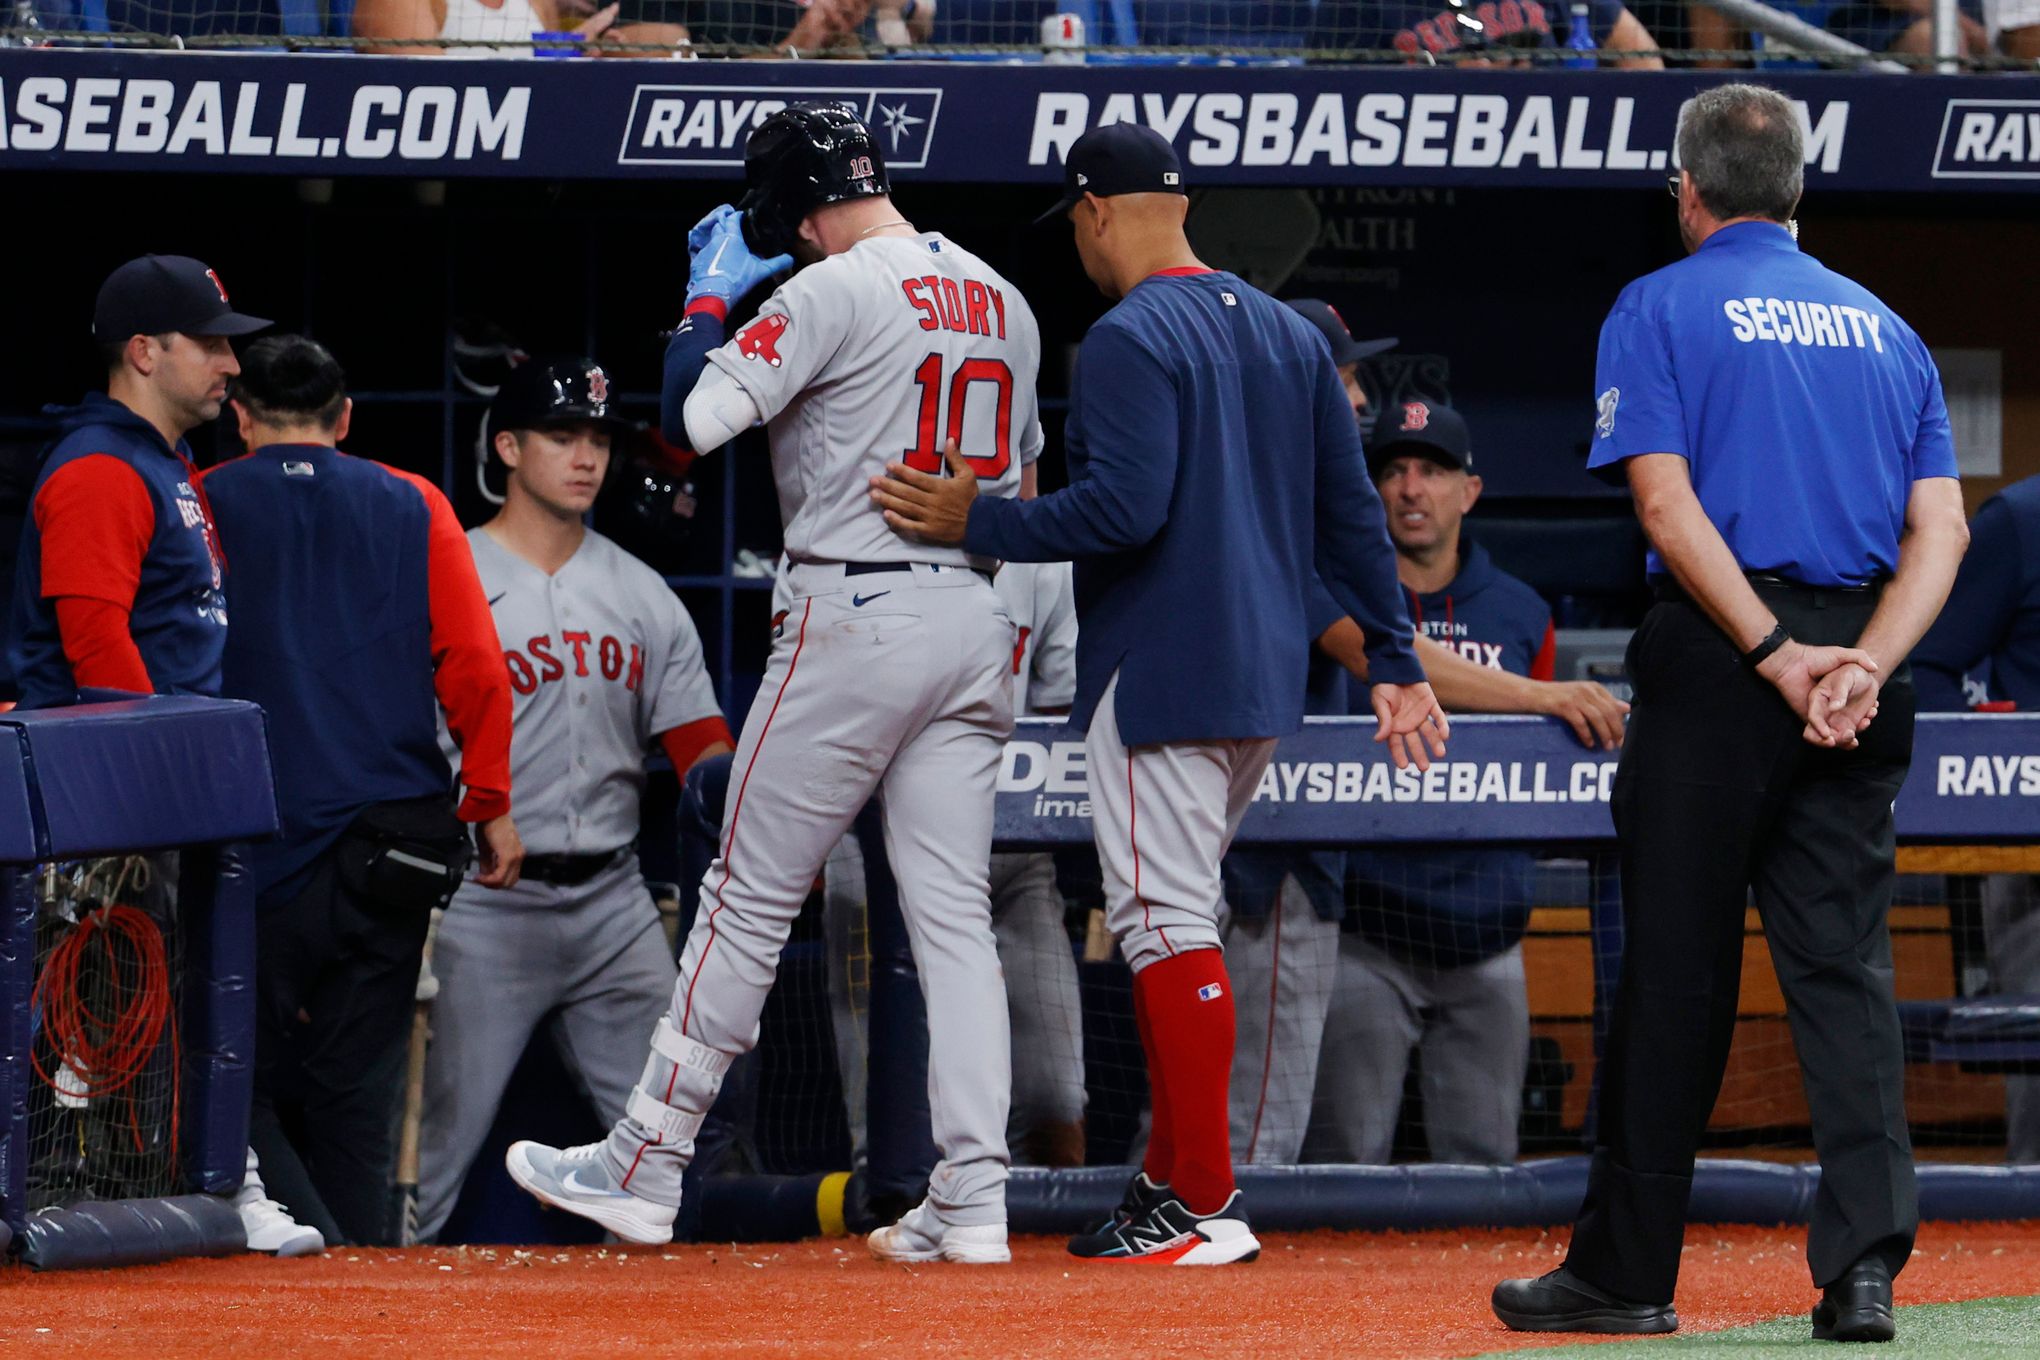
[3,254,327,1256]
[1312,0,1663,65]
[354,0,928,53]
[1998,0,2040,57]
[1220,307,1626,1168]
[202,335,523,1247]
[353,0,689,55]
[1914,474,2040,1163]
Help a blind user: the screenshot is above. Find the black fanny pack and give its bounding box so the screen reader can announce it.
[336,795,473,916]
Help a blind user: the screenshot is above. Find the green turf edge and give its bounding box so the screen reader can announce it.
[1464,1294,2040,1358]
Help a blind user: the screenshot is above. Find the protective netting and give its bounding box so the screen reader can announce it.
[25,855,187,1212]
[1,0,2017,66]
[750,844,2037,1186]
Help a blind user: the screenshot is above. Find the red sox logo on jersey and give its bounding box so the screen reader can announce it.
[503,632,646,696]
[588,368,610,404]
[735,314,790,368]
[1399,401,1431,433]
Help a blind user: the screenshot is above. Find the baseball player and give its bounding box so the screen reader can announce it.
[507,105,1040,1264]
[989,556,1087,1165]
[873,123,1445,1264]
[416,357,733,1243]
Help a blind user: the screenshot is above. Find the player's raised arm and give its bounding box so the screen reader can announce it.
[659,203,792,452]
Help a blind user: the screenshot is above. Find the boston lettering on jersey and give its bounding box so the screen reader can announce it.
[1723,297,1885,350]
[503,631,647,695]
[901,275,1009,339]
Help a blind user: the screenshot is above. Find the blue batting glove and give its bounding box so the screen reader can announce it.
[686,204,792,311]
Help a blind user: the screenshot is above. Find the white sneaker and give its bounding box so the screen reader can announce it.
[234,1186,325,1257]
[505,1140,677,1246]
[868,1199,1009,1265]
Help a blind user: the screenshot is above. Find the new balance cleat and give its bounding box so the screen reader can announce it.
[506,1140,677,1246]
[1066,1187,1259,1265]
[1063,1170,1169,1258]
[867,1199,1010,1264]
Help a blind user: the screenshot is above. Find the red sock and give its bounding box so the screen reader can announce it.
[1134,979,1174,1186]
[1133,948,1236,1216]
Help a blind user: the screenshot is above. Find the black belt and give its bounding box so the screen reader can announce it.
[1655,572,1884,605]
[843,561,995,586]
[520,847,627,887]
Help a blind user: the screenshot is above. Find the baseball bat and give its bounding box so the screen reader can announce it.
[392,997,430,1247]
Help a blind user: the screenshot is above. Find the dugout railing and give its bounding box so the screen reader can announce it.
[989,713,2040,1233]
[0,694,278,1268]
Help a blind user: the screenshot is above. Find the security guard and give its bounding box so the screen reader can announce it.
[1492,84,1968,1343]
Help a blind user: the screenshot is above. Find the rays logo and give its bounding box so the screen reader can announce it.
[619,87,942,170]
[1596,386,1620,439]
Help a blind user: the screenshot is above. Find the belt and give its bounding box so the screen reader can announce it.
[843,560,995,586]
[519,847,627,887]
[1655,572,1884,605]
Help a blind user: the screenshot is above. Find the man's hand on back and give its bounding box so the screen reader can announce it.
[870,440,977,546]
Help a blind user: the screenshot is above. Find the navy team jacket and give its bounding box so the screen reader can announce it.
[964,268,1419,747]
[1914,475,2040,712]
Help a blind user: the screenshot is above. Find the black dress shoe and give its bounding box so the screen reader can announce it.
[1492,1265,1678,1334]
[1812,1258,1895,1343]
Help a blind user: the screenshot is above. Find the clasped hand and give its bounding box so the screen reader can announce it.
[1756,639,1882,749]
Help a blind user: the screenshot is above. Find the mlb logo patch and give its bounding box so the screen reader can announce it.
[1197,983,1224,1001]
[1220,291,1237,307]
[283,461,316,477]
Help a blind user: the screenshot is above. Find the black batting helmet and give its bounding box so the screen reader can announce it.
[739,104,891,257]
[484,355,640,448]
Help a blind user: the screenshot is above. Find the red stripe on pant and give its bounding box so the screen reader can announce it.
[622,598,813,1192]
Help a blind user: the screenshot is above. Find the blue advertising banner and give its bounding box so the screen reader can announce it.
[1,50,2037,190]
[992,713,2040,847]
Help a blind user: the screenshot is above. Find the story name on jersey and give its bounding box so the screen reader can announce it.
[901,275,1009,339]
[0,75,528,162]
[503,631,647,696]
[1001,739,1617,810]
[1933,100,2040,179]
[1723,297,1885,351]
[1027,92,1847,176]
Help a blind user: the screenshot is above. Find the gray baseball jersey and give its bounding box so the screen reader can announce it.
[992,560,1076,717]
[444,527,721,856]
[707,232,1043,569]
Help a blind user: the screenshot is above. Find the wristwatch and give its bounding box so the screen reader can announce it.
[1742,623,1790,671]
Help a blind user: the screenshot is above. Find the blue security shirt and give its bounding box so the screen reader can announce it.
[965,268,1419,747]
[1588,221,1957,587]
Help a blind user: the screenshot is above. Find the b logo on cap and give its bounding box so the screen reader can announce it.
[1401,401,1431,432]
[206,269,230,303]
[588,369,610,404]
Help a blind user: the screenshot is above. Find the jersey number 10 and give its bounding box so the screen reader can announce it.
[905,354,1014,479]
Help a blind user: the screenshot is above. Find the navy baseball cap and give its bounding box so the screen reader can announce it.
[1286,299,1397,369]
[1367,400,1474,477]
[93,255,271,344]
[1034,123,1186,225]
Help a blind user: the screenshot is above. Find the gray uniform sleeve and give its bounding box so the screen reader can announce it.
[703,261,859,426]
[644,586,723,738]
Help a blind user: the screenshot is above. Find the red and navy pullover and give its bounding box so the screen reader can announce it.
[200,444,512,907]
[5,394,228,709]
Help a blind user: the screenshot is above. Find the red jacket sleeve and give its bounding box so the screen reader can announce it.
[37,455,155,606]
[1530,620,1557,683]
[659,716,734,776]
[386,468,513,823]
[53,597,153,693]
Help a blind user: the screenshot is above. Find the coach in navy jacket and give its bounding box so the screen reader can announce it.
[1913,475,2040,711]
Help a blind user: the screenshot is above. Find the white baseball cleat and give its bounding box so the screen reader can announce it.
[505,1140,677,1246]
[233,1185,325,1258]
[867,1199,1010,1265]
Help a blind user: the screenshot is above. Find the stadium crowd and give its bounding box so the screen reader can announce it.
[9,0,2035,61]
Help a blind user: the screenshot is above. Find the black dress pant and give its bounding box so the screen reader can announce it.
[248,842,432,1247]
[1567,582,1918,1304]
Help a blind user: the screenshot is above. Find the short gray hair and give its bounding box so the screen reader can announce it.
[1676,84,1803,224]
